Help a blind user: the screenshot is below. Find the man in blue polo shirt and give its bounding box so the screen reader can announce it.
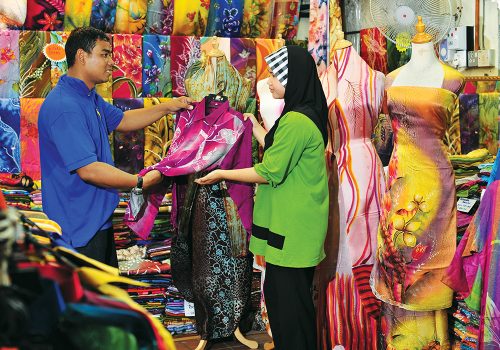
[38,27,192,266]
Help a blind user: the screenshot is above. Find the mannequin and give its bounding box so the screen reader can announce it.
[370,17,464,349]
[319,26,385,349]
[178,38,257,350]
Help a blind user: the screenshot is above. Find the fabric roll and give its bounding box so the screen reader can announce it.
[63,0,92,30]
[145,0,173,35]
[0,29,20,98]
[25,0,65,30]
[205,0,244,37]
[113,99,145,174]
[90,0,117,32]
[170,36,201,97]
[172,0,210,36]
[0,98,21,173]
[308,0,328,75]
[360,28,388,74]
[255,38,284,82]
[49,31,69,88]
[20,98,43,180]
[230,38,257,95]
[0,0,27,28]
[112,34,142,98]
[479,92,499,155]
[459,94,480,155]
[143,97,174,167]
[19,31,52,98]
[240,0,272,38]
[143,34,171,98]
[270,0,299,40]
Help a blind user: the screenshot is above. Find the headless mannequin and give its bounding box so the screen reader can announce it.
[391,17,444,88]
[194,38,258,350]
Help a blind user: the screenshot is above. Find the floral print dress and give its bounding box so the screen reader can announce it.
[370,63,464,349]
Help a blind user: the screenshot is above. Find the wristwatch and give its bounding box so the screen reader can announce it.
[136,175,143,189]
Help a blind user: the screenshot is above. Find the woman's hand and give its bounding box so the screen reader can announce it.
[194,170,225,185]
[243,113,259,128]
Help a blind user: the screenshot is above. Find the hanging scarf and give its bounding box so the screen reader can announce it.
[263,45,329,151]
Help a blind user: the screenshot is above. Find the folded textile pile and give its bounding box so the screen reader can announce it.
[452,302,480,350]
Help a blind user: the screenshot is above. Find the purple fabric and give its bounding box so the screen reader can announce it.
[125,98,253,239]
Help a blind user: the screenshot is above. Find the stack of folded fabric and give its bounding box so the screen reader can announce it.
[1,189,32,210]
[455,175,486,242]
[450,149,494,179]
[161,284,197,335]
[452,302,480,350]
[29,189,43,211]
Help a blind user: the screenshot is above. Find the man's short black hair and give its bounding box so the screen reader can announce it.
[65,27,111,68]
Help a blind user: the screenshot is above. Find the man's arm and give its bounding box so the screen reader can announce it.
[76,162,162,190]
[115,96,193,132]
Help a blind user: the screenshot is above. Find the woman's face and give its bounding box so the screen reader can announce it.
[267,69,285,99]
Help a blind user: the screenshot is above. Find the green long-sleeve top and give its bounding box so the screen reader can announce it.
[250,111,329,268]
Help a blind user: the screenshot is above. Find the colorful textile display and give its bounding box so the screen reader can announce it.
[255,38,284,82]
[320,46,385,349]
[0,98,21,173]
[20,98,43,180]
[0,0,27,28]
[205,0,244,37]
[142,34,171,97]
[328,0,342,62]
[112,34,142,98]
[90,0,118,32]
[19,30,52,98]
[0,29,20,98]
[49,31,68,88]
[170,35,201,97]
[145,0,173,35]
[63,0,92,30]
[478,92,499,155]
[113,98,144,174]
[459,94,480,155]
[270,0,299,40]
[308,0,328,74]
[25,0,65,30]
[444,94,462,155]
[444,180,500,350]
[231,38,256,94]
[240,0,273,38]
[185,55,252,113]
[360,27,388,74]
[372,64,465,349]
[172,0,210,36]
[114,0,147,33]
[143,97,174,167]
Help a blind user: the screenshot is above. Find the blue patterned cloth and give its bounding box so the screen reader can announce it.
[205,0,244,37]
[142,35,171,97]
[0,98,21,173]
[90,0,118,32]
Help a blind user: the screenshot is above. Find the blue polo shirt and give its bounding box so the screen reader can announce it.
[38,75,124,248]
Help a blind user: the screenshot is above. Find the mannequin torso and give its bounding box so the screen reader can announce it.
[391,42,444,88]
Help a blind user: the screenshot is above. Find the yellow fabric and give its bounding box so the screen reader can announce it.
[54,246,120,275]
[172,0,209,36]
[30,218,62,235]
[63,0,92,30]
[114,0,130,33]
[143,98,174,167]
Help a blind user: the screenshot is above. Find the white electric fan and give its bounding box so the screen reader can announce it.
[369,0,455,49]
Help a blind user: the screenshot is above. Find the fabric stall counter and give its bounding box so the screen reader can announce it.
[145,0,173,35]
[0,98,21,173]
[0,30,20,98]
[25,0,65,31]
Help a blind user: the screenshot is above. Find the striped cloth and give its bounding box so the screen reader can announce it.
[264,46,288,87]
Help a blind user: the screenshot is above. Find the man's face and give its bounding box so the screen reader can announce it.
[82,39,113,85]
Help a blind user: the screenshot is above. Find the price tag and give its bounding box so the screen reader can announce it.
[184,300,196,317]
[457,198,477,213]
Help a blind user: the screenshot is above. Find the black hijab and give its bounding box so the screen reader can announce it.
[263,45,329,152]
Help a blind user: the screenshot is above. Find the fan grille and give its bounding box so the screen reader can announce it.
[370,0,453,48]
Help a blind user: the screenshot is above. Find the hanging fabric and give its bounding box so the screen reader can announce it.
[170,36,201,97]
[143,97,175,167]
[0,98,21,173]
[0,30,20,98]
[172,0,210,36]
[19,31,52,98]
[308,0,329,74]
[205,0,244,37]
[360,27,388,74]
[479,92,499,155]
[230,38,257,95]
[459,94,480,155]
[112,34,143,98]
[90,0,118,32]
[25,0,65,31]
[20,98,43,180]
[145,0,174,35]
[143,34,171,98]
[63,0,92,30]
[240,0,273,38]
